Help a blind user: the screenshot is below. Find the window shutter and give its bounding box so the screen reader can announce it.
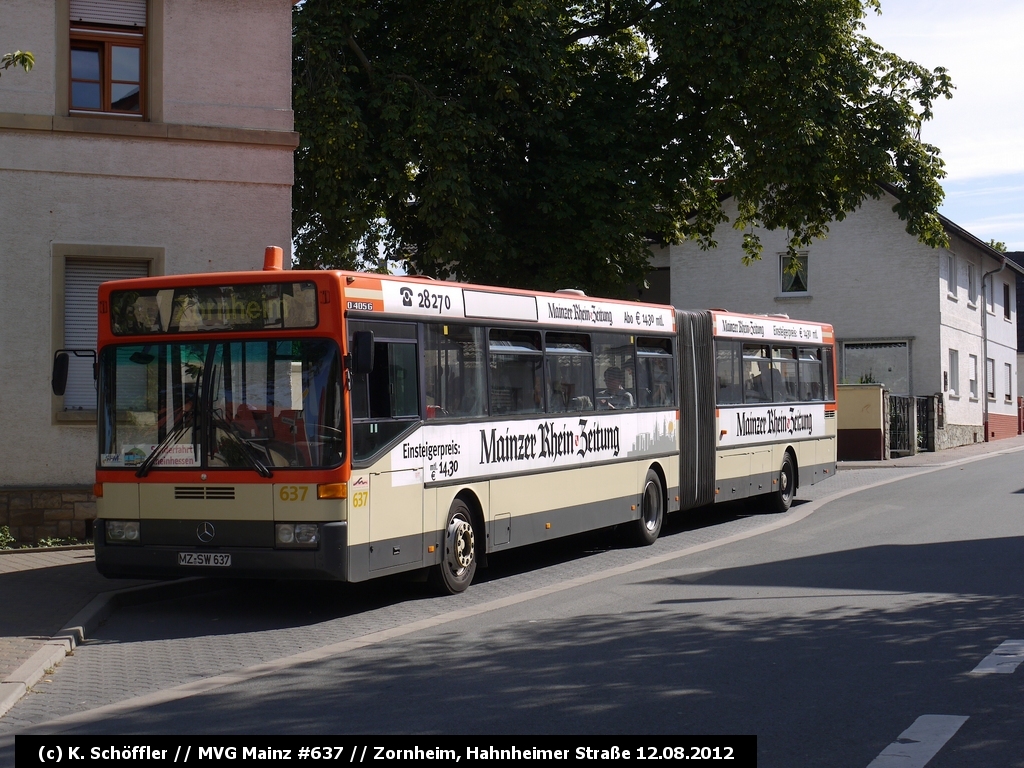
[70,0,147,27]
[63,260,149,410]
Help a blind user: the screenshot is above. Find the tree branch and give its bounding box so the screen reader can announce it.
[566,0,660,44]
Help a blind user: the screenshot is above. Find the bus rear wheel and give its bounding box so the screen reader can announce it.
[631,469,664,546]
[430,499,477,594]
[771,453,796,513]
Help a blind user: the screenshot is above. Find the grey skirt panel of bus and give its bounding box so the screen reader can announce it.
[676,310,716,511]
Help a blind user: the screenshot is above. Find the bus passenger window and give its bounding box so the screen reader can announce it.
[489,329,543,415]
[798,347,824,400]
[594,334,637,411]
[742,345,772,402]
[425,324,486,418]
[772,347,799,402]
[714,341,742,405]
[545,333,593,412]
[636,337,674,408]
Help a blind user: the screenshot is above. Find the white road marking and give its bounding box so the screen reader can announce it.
[971,639,1024,674]
[867,715,969,768]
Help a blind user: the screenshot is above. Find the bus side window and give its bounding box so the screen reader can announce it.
[545,332,594,412]
[636,337,674,408]
[489,329,543,415]
[798,347,824,401]
[425,324,486,418]
[594,334,637,411]
[742,344,771,403]
[715,340,742,405]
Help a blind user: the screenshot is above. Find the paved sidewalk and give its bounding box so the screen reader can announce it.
[838,433,1024,469]
[2,433,1023,722]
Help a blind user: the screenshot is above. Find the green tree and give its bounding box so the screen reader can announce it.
[1,50,34,77]
[293,1,952,295]
[987,239,1007,254]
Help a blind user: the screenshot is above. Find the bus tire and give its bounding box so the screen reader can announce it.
[430,499,477,594]
[632,469,665,546]
[771,453,796,513]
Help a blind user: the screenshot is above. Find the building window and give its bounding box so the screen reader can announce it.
[1004,282,1012,321]
[947,254,957,298]
[1006,363,1013,403]
[987,358,995,400]
[947,349,959,396]
[841,341,910,395]
[779,253,808,294]
[967,263,978,305]
[62,259,150,410]
[986,280,994,313]
[969,354,978,399]
[70,0,146,117]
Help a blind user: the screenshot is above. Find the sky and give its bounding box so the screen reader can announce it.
[861,0,1024,251]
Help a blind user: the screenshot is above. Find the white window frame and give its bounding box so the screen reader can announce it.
[1006,362,1013,403]
[969,354,978,400]
[967,262,978,306]
[947,253,958,299]
[947,349,959,397]
[1004,282,1012,321]
[779,253,809,295]
[986,357,996,400]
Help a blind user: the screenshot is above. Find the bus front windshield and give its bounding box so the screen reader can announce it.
[98,340,344,472]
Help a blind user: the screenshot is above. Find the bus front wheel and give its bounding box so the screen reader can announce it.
[430,499,477,594]
[631,469,665,546]
[772,453,796,513]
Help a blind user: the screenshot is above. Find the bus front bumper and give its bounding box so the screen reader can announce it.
[95,521,349,581]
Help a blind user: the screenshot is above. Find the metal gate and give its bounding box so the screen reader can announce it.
[889,395,914,457]
[916,396,933,452]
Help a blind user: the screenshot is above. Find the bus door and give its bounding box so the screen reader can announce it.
[349,320,424,572]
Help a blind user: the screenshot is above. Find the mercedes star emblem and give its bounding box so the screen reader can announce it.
[197,521,216,543]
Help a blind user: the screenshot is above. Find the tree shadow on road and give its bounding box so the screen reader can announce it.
[51,535,1024,768]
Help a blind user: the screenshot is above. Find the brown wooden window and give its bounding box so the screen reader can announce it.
[70,26,145,117]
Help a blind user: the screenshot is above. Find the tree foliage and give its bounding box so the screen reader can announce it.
[293,1,952,295]
[1,50,34,77]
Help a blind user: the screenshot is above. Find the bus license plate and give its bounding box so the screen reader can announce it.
[178,552,231,567]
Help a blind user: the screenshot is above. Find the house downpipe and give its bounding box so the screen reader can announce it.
[981,255,1007,441]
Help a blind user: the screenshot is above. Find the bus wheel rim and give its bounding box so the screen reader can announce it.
[447,516,475,572]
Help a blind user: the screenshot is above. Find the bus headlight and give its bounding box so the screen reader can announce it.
[276,523,319,548]
[106,520,140,544]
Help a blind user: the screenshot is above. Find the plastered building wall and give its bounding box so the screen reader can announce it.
[666,189,1016,448]
[0,0,297,490]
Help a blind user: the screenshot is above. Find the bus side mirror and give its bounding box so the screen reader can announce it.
[52,352,70,396]
[351,331,375,375]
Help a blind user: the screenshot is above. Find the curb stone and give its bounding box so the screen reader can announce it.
[0,577,229,720]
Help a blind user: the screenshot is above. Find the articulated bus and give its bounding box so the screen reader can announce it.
[56,248,836,594]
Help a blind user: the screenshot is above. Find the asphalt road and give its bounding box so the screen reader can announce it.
[3,453,1024,767]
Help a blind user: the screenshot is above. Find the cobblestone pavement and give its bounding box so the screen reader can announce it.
[2,435,1023,733]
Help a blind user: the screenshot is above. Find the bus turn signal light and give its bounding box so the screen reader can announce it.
[317,482,347,499]
[93,483,103,498]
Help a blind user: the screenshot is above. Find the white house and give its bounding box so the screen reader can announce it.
[657,187,1021,450]
[0,0,297,542]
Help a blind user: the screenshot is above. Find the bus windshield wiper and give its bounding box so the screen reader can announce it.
[135,415,193,478]
[212,418,274,478]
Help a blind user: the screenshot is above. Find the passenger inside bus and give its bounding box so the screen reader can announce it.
[598,367,635,410]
